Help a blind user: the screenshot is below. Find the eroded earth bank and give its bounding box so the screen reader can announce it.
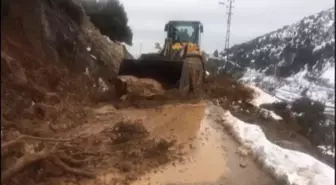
[1,1,334,185]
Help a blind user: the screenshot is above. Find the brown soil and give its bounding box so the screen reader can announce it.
[113,74,255,110]
[38,102,278,185]
[1,1,121,184]
[28,102,205,185]
[130,105,277,185]
[1,1,331,184]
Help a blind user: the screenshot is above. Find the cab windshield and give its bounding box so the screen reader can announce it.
[169,22,199,44]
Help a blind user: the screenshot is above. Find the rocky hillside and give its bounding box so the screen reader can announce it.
[219,8,334,80]
[1,0,131,183]
[206,7,335,157]
[207,7,335,106]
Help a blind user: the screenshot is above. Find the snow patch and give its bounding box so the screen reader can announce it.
[266,110,283,120]
[318,145,335,157]
[321,66,335,85]
[84,67,91,79]
[104,36,112,43]
[90,54,97,60]
[208,105,335,185]
[98,77,108,92]
[240,68,335,112]
[246,85,279,106]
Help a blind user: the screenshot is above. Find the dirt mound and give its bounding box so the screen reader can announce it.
[118,75,165,97]
[202,74,255,101]
[110,121,149,144]
[63,119,178,185]
[113,73,255,109]
[1,116,178,185]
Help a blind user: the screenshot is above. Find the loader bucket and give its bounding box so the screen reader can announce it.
[118,58,185,89]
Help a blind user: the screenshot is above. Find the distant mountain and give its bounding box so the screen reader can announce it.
[215,7,334,78]
[207,8,335,107]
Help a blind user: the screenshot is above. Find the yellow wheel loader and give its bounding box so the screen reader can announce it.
[118,20,206,93]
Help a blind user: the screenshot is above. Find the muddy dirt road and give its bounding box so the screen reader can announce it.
[52,101,277,185]
[130,104,276,185]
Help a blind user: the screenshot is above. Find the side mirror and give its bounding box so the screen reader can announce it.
[200,25,204,33]
[164,23,168,32]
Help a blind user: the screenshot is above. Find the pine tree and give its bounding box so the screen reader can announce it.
[81,0,133,45]
[213,49,219,57]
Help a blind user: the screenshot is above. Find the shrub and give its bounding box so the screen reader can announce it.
[1,0,10,19]
[291,97,334,146]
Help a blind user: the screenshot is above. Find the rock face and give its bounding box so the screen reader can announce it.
[1,0,133,126]
[83,19,126,74]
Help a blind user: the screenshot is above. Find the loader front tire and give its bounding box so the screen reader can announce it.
[178,56,204,94]
[178,60,190,94]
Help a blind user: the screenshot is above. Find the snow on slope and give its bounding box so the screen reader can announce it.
[240,68,335,115]
[208,8,335,113]
[235,7,333,76]
[321,64,335,85]
[250,84,335,156]
[208,105,335,185]
[245,84,283,120]
[246,84,279,106]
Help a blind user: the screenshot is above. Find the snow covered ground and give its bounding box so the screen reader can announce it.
[208,104,335,185]
[240,68,335,116]
[321,66,335,85]
[249,84,335,156]
[246,84,280,106]
[246,85,283,120]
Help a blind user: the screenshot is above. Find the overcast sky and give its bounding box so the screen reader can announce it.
[119,0,334,56]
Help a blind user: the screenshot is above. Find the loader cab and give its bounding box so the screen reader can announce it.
[164,21,203,46]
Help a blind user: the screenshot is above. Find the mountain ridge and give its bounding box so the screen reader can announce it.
[211,7,334,84]
[205,8,335,155]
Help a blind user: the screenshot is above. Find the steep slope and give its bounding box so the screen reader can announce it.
[206,7,335,159]
[208,8,335,107]
[1,0,133,184]
[221,8,334,80]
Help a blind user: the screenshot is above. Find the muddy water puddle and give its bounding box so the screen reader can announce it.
[131,116,229,185]
[130,107,277,185]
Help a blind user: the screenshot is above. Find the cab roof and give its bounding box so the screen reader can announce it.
[167,20,202,25]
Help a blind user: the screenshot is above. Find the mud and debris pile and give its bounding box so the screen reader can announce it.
[63,120,178,184]
[110,120,150,144]
[113,73,255,110]
[0,0,127,184]
[109,121,177,168]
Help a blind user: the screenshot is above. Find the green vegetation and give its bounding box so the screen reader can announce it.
[81,0,133,45]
